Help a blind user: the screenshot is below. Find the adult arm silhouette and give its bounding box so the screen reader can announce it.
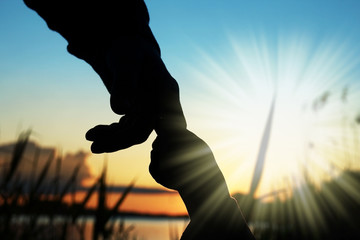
[24,0,255,239]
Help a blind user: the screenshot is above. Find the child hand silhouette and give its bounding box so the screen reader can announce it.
[24,1,256,239]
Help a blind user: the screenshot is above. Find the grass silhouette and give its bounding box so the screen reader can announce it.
[1,130,360,239]
[233,168,360,240]
[0,131,136,240]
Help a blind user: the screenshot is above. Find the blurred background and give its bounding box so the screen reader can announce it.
[1,0,360,239]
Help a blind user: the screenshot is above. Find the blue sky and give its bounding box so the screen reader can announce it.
[1,0,360,100]
[1,0,360,193]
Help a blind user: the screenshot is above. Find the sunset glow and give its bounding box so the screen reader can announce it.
[1,0,360,224]
[63,192,187,216]
[181,33,360,196]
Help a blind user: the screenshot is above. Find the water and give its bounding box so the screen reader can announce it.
[111,217,189,240]
[10,215,189,240]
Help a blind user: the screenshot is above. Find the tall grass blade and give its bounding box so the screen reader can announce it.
[105,180,135,235]
[93,160,107,240]
[59,163,81,202]
[2,130,31,189]
[249,97,275,197]
[108,180,135,220]
[31,151,54,197]
[30,147,40,191]
[72,177,100,223]
[53,155,62,196]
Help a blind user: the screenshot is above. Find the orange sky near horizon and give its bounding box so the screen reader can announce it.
[63,192,188,217]
[1,0,360,219]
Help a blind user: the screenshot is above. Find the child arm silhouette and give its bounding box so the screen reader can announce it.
[24,1,256,239]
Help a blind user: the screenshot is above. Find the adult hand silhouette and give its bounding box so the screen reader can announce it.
[23,0,165,153]
[24,0,256,239]
[85,35,187,153]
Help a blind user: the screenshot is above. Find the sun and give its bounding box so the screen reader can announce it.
[181,32,360,197]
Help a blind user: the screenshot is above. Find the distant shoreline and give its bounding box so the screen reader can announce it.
[1,205,189,221]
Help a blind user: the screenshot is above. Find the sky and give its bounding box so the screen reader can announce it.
[1,0,360,214]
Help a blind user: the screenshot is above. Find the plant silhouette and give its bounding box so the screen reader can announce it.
[24,0,255,239]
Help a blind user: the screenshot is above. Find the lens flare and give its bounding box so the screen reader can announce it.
[179,32,360,238]
[181,32,360,196]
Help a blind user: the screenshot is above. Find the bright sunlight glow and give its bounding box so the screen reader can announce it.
[181,32,360,197]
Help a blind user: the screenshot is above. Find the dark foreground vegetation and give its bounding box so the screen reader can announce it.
[1,131,360,239]
[0,131,137,240]
[234,169,360,240]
